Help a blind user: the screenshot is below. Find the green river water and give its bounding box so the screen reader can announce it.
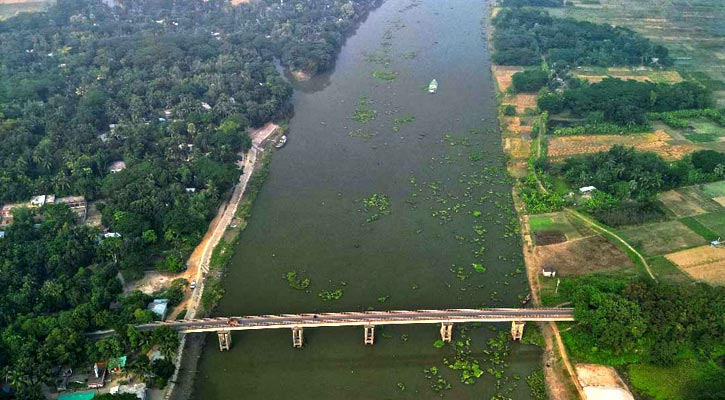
[192,0,541,398]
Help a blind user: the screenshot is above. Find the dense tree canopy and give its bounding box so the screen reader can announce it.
[539,78,713,126]
[0,0,380,396]
[492,9,671,67]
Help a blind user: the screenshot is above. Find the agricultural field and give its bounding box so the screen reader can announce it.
[574,66,684,84]
[619,220,707,256]
[502,93,538,114]
[693,210,725,238]
[529,211,594,245]
[653,120,725,153]
[0,0,46,19]
[665,245,725,286]
[702,181,725,206]
[659,184,723,217]
[551,0,725,106]
[492,65,523,93]
[547,130,699,161]
[530,235,634,276]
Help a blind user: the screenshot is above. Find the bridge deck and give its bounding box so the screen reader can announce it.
[137,308,574,333]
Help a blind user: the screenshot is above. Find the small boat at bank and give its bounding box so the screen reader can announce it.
[428,79,438,93]
[521,293,532,305]
[275,135,287,148]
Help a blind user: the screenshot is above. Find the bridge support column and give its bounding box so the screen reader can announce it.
[364,325,375,345]
[292,327,304,348]
[218,330,232,351]
[511,321,525,341]
[440,322,453,343]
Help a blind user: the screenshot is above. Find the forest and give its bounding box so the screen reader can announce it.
[562,275,725,399]
[492,8,671,67]
[538,78,713,126]
[0,0,380,397]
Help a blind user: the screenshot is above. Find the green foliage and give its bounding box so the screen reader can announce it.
[553,123,649,136]
[511,68,549,93]
[525,370,548,400]
[392,114,415,132]
[679,216,719,241]
[360,193,391,222]
[502,104,517,116]
[540,79,712,126]
[318,288,343,302]
[492,9,670,66]
[372,70,398,81]
[648,108,725,127]
[520,186,565,214]
[502,0,563,6]
[285,271,311,290]
[352,96,377,123]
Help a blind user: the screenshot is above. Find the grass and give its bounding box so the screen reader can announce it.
[646,256,691,284]
[618,220,706,257]
[694,210,725,238]
[679,216,719,241]
[0,2,46,20]
[702,180,725,198]
[685,133,717,143]
[627,358,722,400]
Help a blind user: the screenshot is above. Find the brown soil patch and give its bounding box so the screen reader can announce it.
[576,364,634,400]
[505,137,531,159]
[230,0,250,4]
[666,245,725,286]
[491,7,501,18]
[492,66,523,92]
[503,116,533,135]
[714,196,725,207]
[530,235,634,277]
[249,122,279,147]
[534,230,567,246]
[548,130,699,161]
[503,94,538,114]
[658,189,709,217]
[507,160,528,179]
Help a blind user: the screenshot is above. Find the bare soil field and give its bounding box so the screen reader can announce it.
[507,160,528,178]
[530,235,634,277]
[503,94,538,114]
[502,116,533,135]
[619,220,707,256]
[504,137,531,159]
[547,130,699,161]
[576,364,635,400]
[491,65,523,92]
[666,245,725,286]
[658,186,723,217]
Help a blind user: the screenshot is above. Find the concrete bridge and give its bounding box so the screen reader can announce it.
[135,308,574,350]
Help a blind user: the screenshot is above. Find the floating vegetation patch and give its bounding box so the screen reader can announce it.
[423,366,452,394]
[377,295,390,303]
[392,114,415,132]
[352,96,377,123]
[365,50,391,65]
[348,128,374,140]
[526,370,547,400]
[360,193,391,223]
[318,288,343,301]
[403,51,417,59]
[285,271,311,290]
[372,69,398,81]
[450,265,471,281]
[471,263,486,273]
[433,339,445,349]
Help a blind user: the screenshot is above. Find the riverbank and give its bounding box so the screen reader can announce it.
[152,124,279,400]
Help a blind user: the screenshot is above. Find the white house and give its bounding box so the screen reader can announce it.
[542,267,557,278]
[148,299,169,320]
[579,186,596,194]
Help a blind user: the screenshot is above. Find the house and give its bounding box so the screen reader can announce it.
[185,187,196,194]
[148,299,169,320]
[578,186,596,194]
[711,238,723,248]
[103,232,122,239]
[542,267,557,278]
[30,194,54,208]
[110,383,147,400]
[0,203,23,227]
[201,102,212,110]
[147,345,165,362]
[56,196,87,221]
[0,231,5,239]
[88,362,107,389]
[109,161,127,173]
[107,355,127,374]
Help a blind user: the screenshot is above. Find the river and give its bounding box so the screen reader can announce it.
[192,0,540,398]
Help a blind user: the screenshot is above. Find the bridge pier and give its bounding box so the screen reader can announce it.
[292,327,304,348]
[217,330,232,351]
[440,322,453,343]
[511,321,525,341]
[364,325,375,345]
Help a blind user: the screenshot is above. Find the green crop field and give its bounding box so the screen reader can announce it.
[0,1,48,20]
[694,210,725,238]
[529,211,593,240]
[554,0,725,106]
[619,220,706,256]
[702,180,725,199]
